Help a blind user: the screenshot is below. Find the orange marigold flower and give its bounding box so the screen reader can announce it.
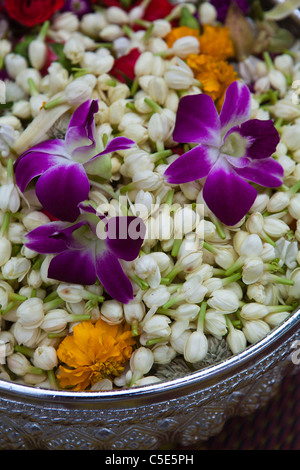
[165,25,201,48]
[198,25,235,61]
[56,319,136,391]
[186,54,237,111]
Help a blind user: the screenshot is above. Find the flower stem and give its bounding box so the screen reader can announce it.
[145,337,166,346]
[0,212,10,237]
[222,272,242,285]
[44,297,64,312]
[43,97,65,110]
[209,214,226,240]
[6,158,14,182]
[47,370,58,389]
[171,239,182,257]
[38,20,50,41]
[144,97,162,113]
[131,274,149,290]
[268,274,294,285]
[197,301,207,333]
[225,258,244,276]
[14,345,34,358]
[289,179,300,194]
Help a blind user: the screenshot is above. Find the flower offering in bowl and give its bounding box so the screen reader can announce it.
[0,0,299,450]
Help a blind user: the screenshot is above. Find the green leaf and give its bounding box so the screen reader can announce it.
[13,35,36,58]
[265,0,300,20]
[48,43,73,73]
[179,6,200,30]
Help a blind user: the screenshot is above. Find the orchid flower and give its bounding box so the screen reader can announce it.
[14,100,135,222]
[164,81,283,226]
[24,205,146,304]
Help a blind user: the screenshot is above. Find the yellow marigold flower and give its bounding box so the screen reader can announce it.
[186,54,237,111]
[56,319,136,391]
[165,26,201,48]
[199,25,235,61]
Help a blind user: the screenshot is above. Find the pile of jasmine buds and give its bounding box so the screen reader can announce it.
[0,0,299,391]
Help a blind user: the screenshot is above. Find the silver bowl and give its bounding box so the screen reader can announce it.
[0,308,299,450]
[1,0,300,451]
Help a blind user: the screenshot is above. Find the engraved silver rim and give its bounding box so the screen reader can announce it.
[0,306,299,406]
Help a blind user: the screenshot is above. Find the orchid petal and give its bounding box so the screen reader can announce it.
[96,249,133,303]
[234,157,284,188]
[24,221,71,254]
[48,249,97,285]
[203,159,257,226]
[15,139,67,161]
[35,162,90,222]
[172,94,221,146]
[83,137,136,178]
[220,81,251,138]
[105,216,146,261]
[237,119,280,160]
[15,152,67,193]
[65,100,98,162]
[164,145,219,184]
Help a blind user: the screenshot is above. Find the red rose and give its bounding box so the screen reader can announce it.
[3,0,65,27]
[110,48,141,83]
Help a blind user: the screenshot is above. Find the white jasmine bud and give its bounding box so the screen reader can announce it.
[207,289,240,313]
[64,76,94,106]
[27,269,42,289]
[184,330,208,363]
[173,206,198,239]
[22,210,51,231]
[264,311,291,327]
[289,194,300,219]
[12,100,31,120]
[152,343,176,364]
[271,98,300,120]
[151,19,171,38]
[249,193,269,213]
[56,283,85,303]
[80,12,107,38]
[198,2,217,24]
[124,300,145,324]
[281,125,300,151]
[91,379,113,391]
[240,302,269,320]
[164,57,196,90]
[247,282,266,303]
[0,331,15,358]
[147,76,168,105]
[170,328,192,354]
[263,217,290,238]
[130,346,154,383]
[267,191,290,212]
[226,320,247,355]
[134,52,155,77]
[168,36,200,58]
[16,68,42,94]
[28,38,47,70]
[242,257,264,285]
[7,353,34,376]
[143,285,170,308]
[40,309,70,333]
[12,322,41,348]
[242,319,270,344]
[172,304,200,321]
[100,300,123,325]
[0,123,19,158]
[5,53,28,79]
[100,24,123,41]
[0,237,11,266]
[2,256,31,282]
[204,310,227,339]
[142,314,171,337]
[135,255,161,289]
[274,54,293,73]
[63,36,85,64]
[16,297,44,328]
[148,112,172,147]
[32,345,58,370]
[106,6,129,24]
[269,69,287,97]
[246,212,265,234]
[52,12,79,32]
[80,51,114,75]
[0,183,20,213]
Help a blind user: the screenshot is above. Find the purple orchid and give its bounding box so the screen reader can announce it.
[14,100,135,223]
[210,0,250,22]
[61,0,92,17]
[25,205,146,304]
[164,81,283,226]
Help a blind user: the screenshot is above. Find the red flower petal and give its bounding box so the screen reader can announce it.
[4,0,64,27]
[110,48,141,83]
